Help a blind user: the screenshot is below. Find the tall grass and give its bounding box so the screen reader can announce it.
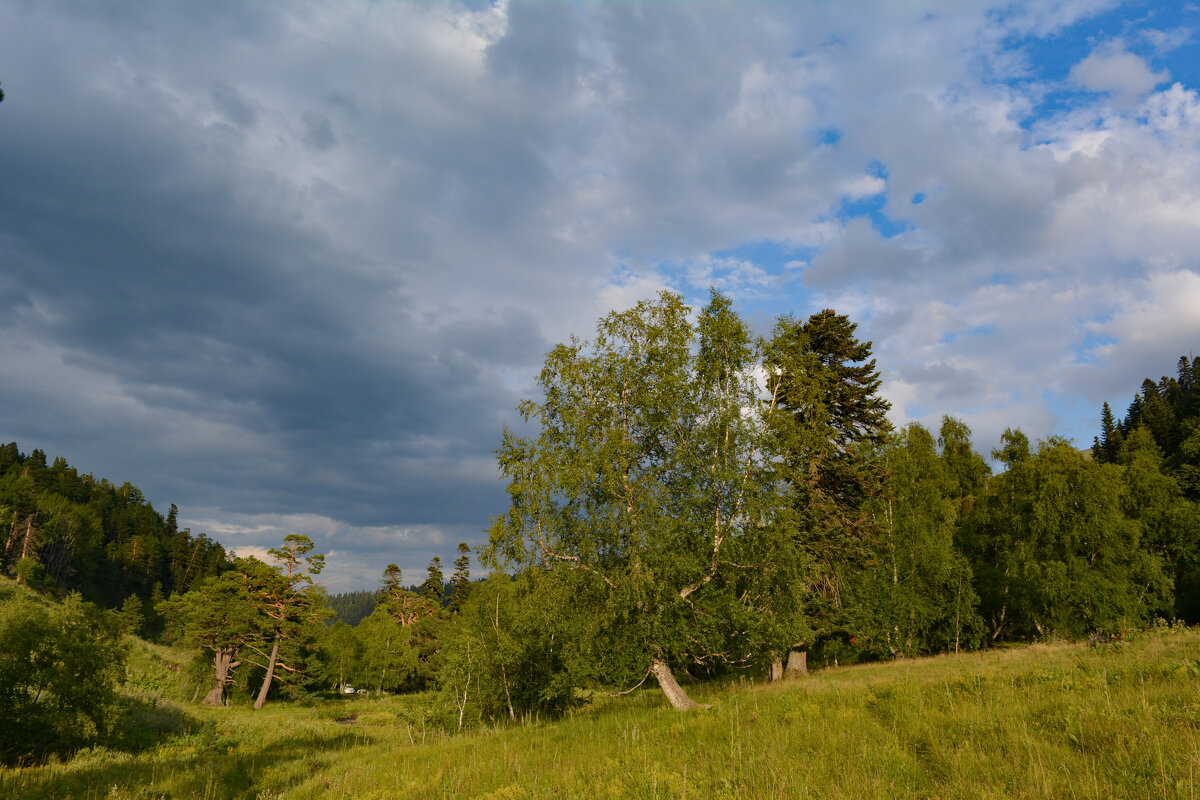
[5,626,1200,799]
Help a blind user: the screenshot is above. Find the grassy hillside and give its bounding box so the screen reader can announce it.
[4,625,1200,799]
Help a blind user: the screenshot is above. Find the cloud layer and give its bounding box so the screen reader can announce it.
[1,1,1197,590]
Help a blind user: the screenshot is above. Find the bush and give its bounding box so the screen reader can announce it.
[0,585,128,764]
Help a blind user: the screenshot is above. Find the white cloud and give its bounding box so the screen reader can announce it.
[839,174,887,200]
[1069,40,1170,102]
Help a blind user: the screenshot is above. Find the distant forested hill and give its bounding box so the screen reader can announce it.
[0,442,227,615]
[327,589,378,626]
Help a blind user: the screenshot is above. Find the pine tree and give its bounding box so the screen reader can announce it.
[421,556,445,606]
[379,564,434,626]
[250,535,327,709]
[448,543,471,613]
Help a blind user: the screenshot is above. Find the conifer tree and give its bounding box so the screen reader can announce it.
[421,556,445,606]
[158,561,269,706]
[1094,402,1122,464]
[763,308,891,672]
[250,535,327,709]
[371,563,442,690]
[449,543,472,613]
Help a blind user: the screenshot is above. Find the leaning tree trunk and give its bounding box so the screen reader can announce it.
[650,658,709,711]
[784,645,808,678]
[253,638,281,710]
[203,647,240,706]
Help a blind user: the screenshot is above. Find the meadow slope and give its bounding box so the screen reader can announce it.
[5,627,1200,799]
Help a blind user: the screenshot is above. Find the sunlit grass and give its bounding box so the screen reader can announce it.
[6,627,1200,799]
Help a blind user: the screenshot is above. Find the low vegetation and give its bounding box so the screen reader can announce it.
[3,625,1200,799]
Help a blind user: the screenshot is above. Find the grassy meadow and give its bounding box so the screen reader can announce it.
[5,626,1200,799]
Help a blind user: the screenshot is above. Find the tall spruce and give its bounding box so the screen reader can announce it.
[1093,402,1122,464]
[763,308,891,673]
[449,543,472,613]
[421,556,446,606]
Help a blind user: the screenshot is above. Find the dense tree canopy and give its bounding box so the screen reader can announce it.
[963,435,1171,640]
[487,291,805,709]
[0,444,227,617]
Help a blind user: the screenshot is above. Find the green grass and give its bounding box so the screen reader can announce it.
[6,627,1200,799]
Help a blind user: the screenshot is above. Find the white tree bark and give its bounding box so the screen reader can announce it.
[651,658,709,711]
[784,647,808,678]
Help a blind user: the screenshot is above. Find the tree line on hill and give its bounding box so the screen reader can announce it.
[3,290,1199,764]
[0,444,228,627]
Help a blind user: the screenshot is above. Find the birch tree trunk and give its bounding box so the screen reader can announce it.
[650,658,709,711]
[784,646,808,678]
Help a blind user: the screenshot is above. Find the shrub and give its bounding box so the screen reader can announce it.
[0,585,128,764]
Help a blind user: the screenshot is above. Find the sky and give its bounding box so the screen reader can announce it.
[1,0,1199,593]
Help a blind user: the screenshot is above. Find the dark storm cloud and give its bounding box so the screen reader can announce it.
[0,2,535,549]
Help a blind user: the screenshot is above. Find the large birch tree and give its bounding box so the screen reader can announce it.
[487,291,804,711]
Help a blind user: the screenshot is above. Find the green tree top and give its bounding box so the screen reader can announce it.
[487,290,805,710]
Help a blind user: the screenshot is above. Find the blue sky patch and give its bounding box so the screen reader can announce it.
[995,0,1199,128]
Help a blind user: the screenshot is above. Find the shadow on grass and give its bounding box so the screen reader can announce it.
[0,714,373,800]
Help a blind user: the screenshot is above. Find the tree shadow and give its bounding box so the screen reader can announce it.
[1,715,374,800]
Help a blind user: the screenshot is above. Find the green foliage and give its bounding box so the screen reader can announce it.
[854,423,983,659]
[118,594,145,636]
[1119,427,1200,621]
[448,542,472,614]
[354,605,420,692]
[157,560,273,705]
[249,534,330,707]
[420,556,445,605]
[347,563,444,694]
[0,581,128,765]
[438,572,578,728]
[763,307,892,656]
[488,291,805,701]
[312,620,363,691]
[13,556,44,588]
[0,443,227,614]
[963,435,1171,640]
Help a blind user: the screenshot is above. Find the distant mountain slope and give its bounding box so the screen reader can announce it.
[0,442,228,614]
